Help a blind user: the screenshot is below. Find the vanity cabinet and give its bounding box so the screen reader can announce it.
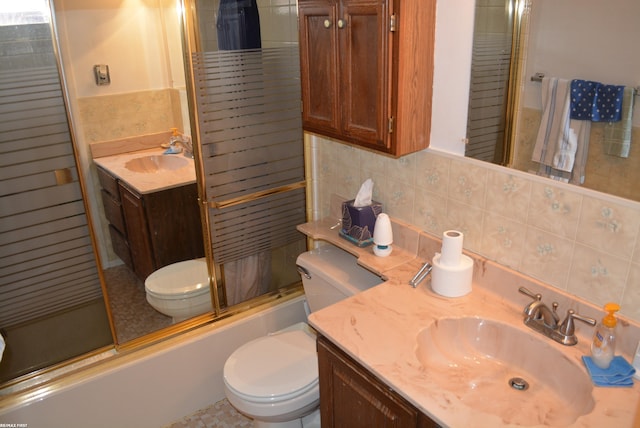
[317,335,440,428]
[97,166,204,280]
[298,0,435,156]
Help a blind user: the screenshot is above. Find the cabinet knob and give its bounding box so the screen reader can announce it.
[337,19,345,29]
[324,19,332,28]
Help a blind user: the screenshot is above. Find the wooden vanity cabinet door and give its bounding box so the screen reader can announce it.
[143,183,204,268]
[317,335,439,428]
[119,183,155,280]
[299,0,387,150]
[339,0,388,150]
[298,0,435,157]
[299,0,340,134]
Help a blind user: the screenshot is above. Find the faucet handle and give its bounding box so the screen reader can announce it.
[518,286,542,301]
[559,309,597,337]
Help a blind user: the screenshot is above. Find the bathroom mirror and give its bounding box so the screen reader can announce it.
[53,0,305,346]
[52,0,202,345]
[466,0,640,202]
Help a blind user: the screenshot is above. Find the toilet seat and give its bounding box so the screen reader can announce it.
[224,329,318,403]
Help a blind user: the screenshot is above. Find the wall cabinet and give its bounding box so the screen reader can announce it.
[299,0,436,156]
[317,335,440,427]
[97,166,204,280]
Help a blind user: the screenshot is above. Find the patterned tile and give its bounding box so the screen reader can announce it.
[164,399,251,428]
[103,265,172,344]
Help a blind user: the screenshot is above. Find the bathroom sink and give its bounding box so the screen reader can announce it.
[125,155,188,173]
[415,317,594,426]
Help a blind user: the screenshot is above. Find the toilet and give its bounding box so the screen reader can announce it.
[144,258,211,322]
[223,244,384,427]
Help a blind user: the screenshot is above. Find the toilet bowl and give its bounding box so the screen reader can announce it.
[223,245,384,427]
[144,258,211,322]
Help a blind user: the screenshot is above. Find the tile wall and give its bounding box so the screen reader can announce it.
[308,135,640,322]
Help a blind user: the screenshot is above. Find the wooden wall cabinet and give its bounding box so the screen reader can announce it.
[299,0,436,156]
[97,166,204,280]
[317,335,440,427]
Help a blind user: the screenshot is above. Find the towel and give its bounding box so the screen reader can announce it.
[533,77,572,168]
[570,80,624,122]
[582,355,636,387]
[533,77,591,180]
[593,84,624,122]
[567,119,591,185]
[571,80,599,120]
[603,86,635,158]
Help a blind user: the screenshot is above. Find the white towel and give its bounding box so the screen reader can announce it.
[533,77,592,183]
[532,77,572,169]
[568,119,591,185]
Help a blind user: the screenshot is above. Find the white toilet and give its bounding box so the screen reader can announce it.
[223,244,384,428]
[144,258,211,322]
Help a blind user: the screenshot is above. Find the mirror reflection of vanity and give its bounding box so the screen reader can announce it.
[467,0,640,202]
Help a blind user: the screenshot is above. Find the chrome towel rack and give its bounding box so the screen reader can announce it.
[530,72,639,96]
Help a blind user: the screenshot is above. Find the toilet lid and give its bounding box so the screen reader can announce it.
[145,259,209,298]
[224,329,318,402]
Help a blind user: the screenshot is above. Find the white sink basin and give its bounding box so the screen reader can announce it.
[415,317,594,426]
[125,155,188,173]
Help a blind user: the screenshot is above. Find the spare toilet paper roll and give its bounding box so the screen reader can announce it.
[431,252,473,297]
[440,230,464,266]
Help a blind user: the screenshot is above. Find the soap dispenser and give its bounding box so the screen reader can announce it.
[169,128,181,145]
[590,302,620,369]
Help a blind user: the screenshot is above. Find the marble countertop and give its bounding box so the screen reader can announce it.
[93,147,196,194]
[299,218,640,427]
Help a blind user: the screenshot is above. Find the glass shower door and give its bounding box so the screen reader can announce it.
[0,1,113,385]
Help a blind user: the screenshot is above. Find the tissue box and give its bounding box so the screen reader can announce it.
[339,199,383,247]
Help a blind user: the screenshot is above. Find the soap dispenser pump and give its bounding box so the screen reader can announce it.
[590,302,620,369]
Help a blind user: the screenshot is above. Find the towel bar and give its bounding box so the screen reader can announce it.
[530,72,639,96]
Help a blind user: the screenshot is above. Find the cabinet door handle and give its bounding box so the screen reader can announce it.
[337,19,345,29]
[324,19,332,28]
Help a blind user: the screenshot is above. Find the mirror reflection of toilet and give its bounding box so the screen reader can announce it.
[223,245,383,427]
[144,258,211,323]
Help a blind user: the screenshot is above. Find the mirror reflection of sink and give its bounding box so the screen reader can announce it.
[124,155,188,173]
[416,317,594,427]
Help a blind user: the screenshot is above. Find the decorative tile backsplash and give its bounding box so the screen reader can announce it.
[308,135,640,322]
[77,89,183,143]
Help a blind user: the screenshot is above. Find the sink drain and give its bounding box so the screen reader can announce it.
[509,377,529,391]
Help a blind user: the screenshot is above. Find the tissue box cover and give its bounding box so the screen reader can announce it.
[339,199,383,247]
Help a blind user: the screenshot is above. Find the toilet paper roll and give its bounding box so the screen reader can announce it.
[431,253,473,297]
[440,230,464,266]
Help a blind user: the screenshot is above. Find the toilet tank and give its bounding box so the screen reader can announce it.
[296,244,384,313]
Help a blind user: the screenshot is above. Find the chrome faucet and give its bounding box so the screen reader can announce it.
[409,261,432,288]
[519,287,596,346]
[523,297,559,329]
[181,136,194,159]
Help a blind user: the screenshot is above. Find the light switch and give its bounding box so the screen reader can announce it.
[94,64,111,86]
